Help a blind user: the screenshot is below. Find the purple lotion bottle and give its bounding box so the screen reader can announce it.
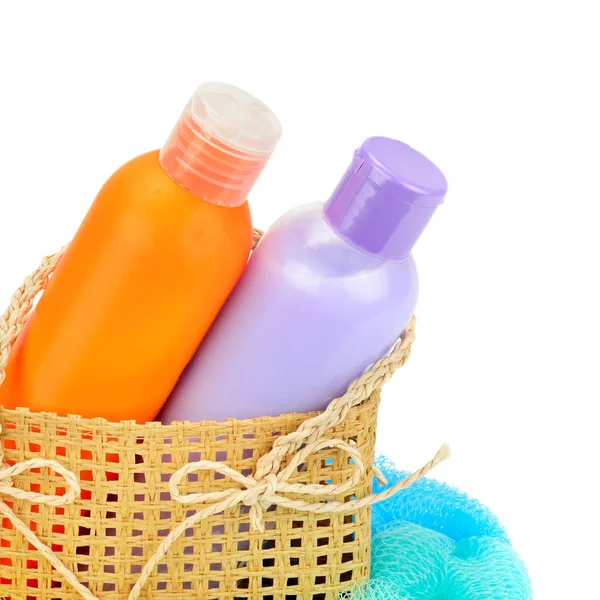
[160,137,447,422]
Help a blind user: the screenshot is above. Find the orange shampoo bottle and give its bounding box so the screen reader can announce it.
[0,82,281,422]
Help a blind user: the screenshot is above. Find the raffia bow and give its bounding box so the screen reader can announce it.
[170,437,367,531]
[127,439,450,600]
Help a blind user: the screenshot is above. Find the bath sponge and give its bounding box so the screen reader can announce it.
[339,580,413,599]
[372,456,509,543]
[442,537,532,600]
[341,456,532,599]
[370,523,453,598]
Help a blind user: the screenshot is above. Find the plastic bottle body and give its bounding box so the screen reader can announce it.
[0,150,252,422]
[160,202,418,422]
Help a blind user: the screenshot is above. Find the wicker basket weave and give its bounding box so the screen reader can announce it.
[0,231,447,600]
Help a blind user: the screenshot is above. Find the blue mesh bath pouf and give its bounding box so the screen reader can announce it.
[340,456,532,599]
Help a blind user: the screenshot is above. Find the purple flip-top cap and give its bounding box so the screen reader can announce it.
[324,137,447,260]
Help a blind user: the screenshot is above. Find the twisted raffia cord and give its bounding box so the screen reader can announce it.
[0,231,450,600]
[0,248,66,386]
[0,445,98,600]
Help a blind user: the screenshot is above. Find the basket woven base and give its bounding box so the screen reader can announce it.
[0,393,379,599]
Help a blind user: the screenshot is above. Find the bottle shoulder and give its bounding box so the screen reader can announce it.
[85,150,252,264]
[96,150,251,227]
[255,203,417,285]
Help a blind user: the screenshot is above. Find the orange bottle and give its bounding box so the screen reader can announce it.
[0,82,281,422]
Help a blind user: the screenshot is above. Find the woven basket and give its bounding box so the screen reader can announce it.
[0,231,448,600]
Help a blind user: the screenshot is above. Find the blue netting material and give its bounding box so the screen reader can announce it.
[371,456,509,543]
[339,580,412,599]
[442,537,531,600]
[340,456,532,599]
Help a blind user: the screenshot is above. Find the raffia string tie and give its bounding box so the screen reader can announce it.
[170,437,368,532]
[0,434,100,600]
[127,439,450,600]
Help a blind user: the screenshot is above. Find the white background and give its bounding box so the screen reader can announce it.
[1,2,598,598]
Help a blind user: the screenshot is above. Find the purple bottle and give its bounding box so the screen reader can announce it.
[160,137,447,422]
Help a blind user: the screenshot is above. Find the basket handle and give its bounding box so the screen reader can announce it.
[0,248,65,385]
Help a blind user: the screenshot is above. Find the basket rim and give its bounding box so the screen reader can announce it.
[0,390,380,432]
